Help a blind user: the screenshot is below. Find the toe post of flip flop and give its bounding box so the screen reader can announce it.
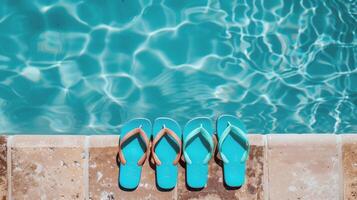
[183,117,215,189]
[217,115,250,188]
[118,118,152,190]
[151,117,182,190]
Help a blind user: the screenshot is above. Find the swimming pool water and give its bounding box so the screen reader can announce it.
[0,0,356,134]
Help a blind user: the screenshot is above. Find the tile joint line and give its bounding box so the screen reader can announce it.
[336,135,343,200]
[84,136,89,200]
[7,136,12,200]
[263,135,269,200]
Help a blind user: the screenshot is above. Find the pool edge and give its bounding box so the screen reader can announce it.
[0,134,355,199]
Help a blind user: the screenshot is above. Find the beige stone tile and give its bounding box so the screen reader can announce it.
[268,134,339,200]
[342,135,357,200]
[89,135,119,200]
[11,136,85,199]
[89,135,176,200]
[0,136,7,200]
[177,135,265,200]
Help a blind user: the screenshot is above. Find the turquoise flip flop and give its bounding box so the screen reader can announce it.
[217,115,250,187]
[118,118,151,189]
[151,117,182,189]
[183,117,215,188]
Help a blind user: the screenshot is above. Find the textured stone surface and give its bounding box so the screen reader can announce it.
[177,135,265,200]
[11,136,85,199]
[0,136,6,200]
[1,134,354,199]
[342,135,357,200]
[89,135,176,200]
[268,134,339,200]
[89,135,120,199]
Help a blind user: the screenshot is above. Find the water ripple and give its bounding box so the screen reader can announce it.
[0,0,356,134]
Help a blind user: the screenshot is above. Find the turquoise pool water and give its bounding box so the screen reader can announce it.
[0,0,356,134]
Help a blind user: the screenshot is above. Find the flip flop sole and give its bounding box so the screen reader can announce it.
[156,164,178,189]
[223,162,246,187]
[186,163,208,188]
[119,164,142,189]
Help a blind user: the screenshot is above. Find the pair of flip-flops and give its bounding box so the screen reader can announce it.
[183,115,250,189]
[117,115,250,190]
[118,117,181,190]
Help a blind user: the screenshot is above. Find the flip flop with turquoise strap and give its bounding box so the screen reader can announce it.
[183,117,215,188]
[118,118,151,189]
[217,115,250,187]
[151,117,182,189]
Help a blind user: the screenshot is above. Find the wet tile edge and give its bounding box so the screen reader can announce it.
[11,135,86,147]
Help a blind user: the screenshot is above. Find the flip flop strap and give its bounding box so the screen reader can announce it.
[151,127,182,166]
[118,127,150,166]
[183,124,214,165]
[218,122,249,164]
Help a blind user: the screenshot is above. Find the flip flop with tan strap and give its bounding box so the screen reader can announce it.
[118,118,151,189]
[151,117,182,189]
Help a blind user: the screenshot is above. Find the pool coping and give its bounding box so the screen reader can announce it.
[0,134,356,199]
